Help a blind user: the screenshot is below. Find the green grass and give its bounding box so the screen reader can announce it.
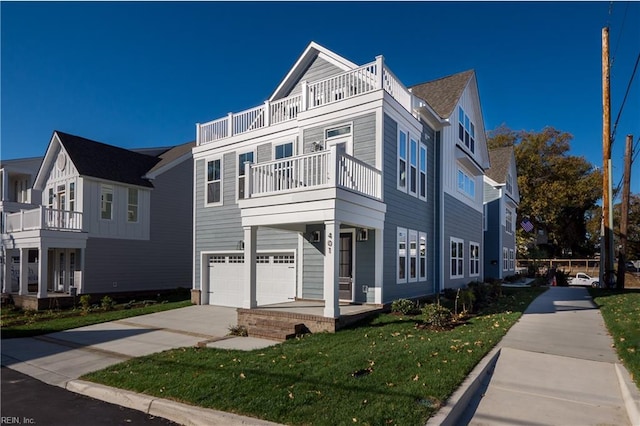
[589,288,640,388]
[82,287,544,426]
[1,295,192,339]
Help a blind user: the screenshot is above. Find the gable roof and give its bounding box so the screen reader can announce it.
[486,146,514,183]
[410,70,475,119]
[145,141,195,177]
[55,131,160,188]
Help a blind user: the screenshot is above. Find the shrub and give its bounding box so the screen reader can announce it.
[228,324,248,336]
[80,295,91,313]
[422,303,453,328]
[459,288,476,313]
[442,288,458,300]
[391,298,417,315]
[101,296,115,311]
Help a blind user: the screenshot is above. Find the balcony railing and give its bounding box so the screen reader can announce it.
[244,146,382,201]
[4,206,83,233]
[197,56,413,146]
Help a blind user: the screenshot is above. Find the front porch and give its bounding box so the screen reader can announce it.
[238,300,384,341]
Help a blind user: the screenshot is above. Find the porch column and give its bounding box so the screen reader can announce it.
[242,226,257,309]
[323,220,340,318]
[1,248,10,293]
[374,227,384,304]
[37,245,48,298]
[78,248,85,294]
[18,248,28,296]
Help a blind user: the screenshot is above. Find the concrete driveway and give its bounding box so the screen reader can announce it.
[1,305,275,387]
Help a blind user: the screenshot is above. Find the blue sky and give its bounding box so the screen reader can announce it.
[2,1,639,194]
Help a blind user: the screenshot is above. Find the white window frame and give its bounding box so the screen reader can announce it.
[409,230,418,282]
[457,168,475,199]
[127,188,138,223]
[100,184,113,220]
[69,181,75,212]
[451,237,464,279]
[458,106,476,154]
[274,141,294,159]
[470,242,480,277]
[419,143,427,201]
[509,249,515,271]
[506,173,513,194]
[419,232,427,280]
[325,123,353,155]
[237,150,255,201]
[397,227,407,283]
[505,208,513,234]
[503,247,509,271]
[409,137,418,197]
[205,157,223,206]
[397,129,407,192]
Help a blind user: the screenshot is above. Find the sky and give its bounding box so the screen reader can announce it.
[1,1,639,195]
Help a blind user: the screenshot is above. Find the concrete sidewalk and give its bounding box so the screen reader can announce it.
[429,286,640,426]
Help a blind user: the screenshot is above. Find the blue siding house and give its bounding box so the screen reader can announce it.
[191,42,494,325]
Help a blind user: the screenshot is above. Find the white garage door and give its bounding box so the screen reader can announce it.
[208,252,296,307]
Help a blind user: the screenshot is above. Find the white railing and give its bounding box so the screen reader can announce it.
[246,146,381,200]
[4,206,83,233]
[197,56,414,145]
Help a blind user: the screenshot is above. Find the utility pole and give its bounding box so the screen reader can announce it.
[616,134,633,289]
[602,27,614,289]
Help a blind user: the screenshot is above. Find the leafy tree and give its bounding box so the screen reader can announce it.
[613,193,640,261]
[488,125,602,257]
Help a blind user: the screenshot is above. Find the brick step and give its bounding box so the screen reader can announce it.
[247,326,297,342]
[251,318,304,329]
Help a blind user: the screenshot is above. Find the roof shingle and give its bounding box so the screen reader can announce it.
[410,70,474,119]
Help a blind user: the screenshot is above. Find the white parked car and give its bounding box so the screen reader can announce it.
[569,273,600,287]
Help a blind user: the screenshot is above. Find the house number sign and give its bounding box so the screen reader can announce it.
[327,232,333,254]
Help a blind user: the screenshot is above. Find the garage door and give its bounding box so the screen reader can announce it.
[208,252,296,307]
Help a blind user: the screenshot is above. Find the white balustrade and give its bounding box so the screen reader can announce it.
[3,206,83,232]
[247,147,381,200]
[197,57,414,146]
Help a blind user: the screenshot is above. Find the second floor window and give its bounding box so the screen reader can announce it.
[101,185,113,220]
[458,106,475,153]
[238,151,254,200]
[127,188,138,222]
[457,169,475,199]
[69,182,75,211]
[207,158,222,205]
[398,130,407,191]
[506,173,513,194]
[505,208,513,234]
[275,142,293,159]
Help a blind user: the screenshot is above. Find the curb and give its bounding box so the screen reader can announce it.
[425,346,501,426]
[615,363,640,426]
[65,379,280,426]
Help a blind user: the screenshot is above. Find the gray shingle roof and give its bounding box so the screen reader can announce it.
[486,146,514,183]
[56,131,160,188]
[410,70,474,119]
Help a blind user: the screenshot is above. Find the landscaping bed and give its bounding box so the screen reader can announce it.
[82,286,544,426]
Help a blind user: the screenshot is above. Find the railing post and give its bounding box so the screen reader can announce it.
[195,123,201,146]
[328,145,338,187]
[263,100,270,126]
[375,55,384,90]
[301,80,308,112]
[227,112,233,137]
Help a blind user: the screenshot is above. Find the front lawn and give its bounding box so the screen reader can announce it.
[1,291,192,339]
[589,288,640,389]
[82,287,544,426]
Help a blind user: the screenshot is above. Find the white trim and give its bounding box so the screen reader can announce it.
[204,156,223,207]
[419,143,427,201]
[397,227,407,283]
[450,237,464,279]
[397,127,407,193]
[419,231,427,280]
[469,241,480,277]
[503,247,509,272]
[408,136,418,197]
[272,139,296,160]
[408,229,418,283]
[235,149,255,203]
[339,228,356,303]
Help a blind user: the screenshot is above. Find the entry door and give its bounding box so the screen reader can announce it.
[339,233,353,301]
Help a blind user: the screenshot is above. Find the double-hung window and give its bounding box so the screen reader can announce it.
[206,158,222,205]
[275,142,293,159]
[274,142,293,191]
[127,188,138,222]
[505,208,513,234]
[409,138,418,196]
[398,131,407,191]
[503,248,509,271]
[458,107,475,153]
[237,151,254,200]
[397,227,407,283]
[509,249,515,271]
[69,182,75,211]
[101,185,113,220]
[506,173,513,194]
[409,230,418,282]
[451,237,464,278]
[419,232,427,280]
[470,242,480,276]
[419,144,427,200]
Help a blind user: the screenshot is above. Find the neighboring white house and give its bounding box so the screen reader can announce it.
[483,146,521,279]
[1,131,194,309]
[191,42,492,320]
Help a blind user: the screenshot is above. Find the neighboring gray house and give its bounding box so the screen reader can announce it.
[1,131,194,308]
[483,146,520,279]
[191,42,492,322]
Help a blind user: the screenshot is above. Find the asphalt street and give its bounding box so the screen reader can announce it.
[1,367,178,426]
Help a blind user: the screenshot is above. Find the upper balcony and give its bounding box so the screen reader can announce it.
[196,56,416,146]
[3,206,83,234]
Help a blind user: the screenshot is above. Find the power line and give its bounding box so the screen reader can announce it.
[611,51,640,144]
[611,1,630,70]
